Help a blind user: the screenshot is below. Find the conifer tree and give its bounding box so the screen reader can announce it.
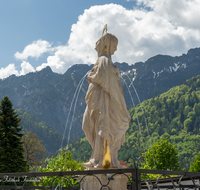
[0,96,28,172]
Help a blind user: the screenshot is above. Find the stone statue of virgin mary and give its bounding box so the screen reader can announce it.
[82,25,131,169]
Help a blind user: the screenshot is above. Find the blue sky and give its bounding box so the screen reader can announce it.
[0,0,200,79]
[1,0,134,68]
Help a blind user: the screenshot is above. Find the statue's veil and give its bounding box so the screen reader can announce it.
[95,33,118,58]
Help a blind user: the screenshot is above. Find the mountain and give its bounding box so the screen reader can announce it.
[17,109,67,156]
[0,47,200,147]
[68,75,200,171]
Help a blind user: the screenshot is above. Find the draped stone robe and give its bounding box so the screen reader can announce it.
[82,53,131,168]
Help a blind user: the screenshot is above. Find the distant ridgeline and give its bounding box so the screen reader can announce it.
[68,75,200,171]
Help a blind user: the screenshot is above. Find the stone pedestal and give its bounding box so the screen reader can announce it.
[78,173,130,190]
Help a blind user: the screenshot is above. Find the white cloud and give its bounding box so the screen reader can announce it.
[136,0,200,30]
[38,2,200,73]
[15,40,52,60]
[2,1,200,79]
[0,64,19,79]
[0,62,35,80]
[20,61,35,75]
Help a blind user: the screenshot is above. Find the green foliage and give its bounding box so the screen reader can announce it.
[38,150,85,187]
[68,137,92,162]
[190,155,200,172]
[17,109,67,156]
[142,138,182,171]
[68,75,200,171]
[120,75,200,170]
[0,96,28,173]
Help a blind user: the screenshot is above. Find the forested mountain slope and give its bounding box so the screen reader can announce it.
[68,75,200,171]
[17,109,66,156]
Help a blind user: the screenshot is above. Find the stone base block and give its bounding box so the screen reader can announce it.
[78,173,130,190]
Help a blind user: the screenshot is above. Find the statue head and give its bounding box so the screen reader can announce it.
[95,33,118,58]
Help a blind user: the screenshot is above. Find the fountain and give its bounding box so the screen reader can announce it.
[61,25,154,189]
[77,25,131,190]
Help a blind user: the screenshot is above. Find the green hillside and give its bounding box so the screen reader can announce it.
[68,75,200,171]
[17,109,67,156]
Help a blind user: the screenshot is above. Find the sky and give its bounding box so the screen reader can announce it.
[0,0,200,79]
